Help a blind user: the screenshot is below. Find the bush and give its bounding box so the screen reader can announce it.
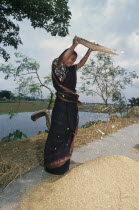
[81,120,106,128]
[1,129,28,142]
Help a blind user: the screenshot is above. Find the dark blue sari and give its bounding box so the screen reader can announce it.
[44,64,79,175]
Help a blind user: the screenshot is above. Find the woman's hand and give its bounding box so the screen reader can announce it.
[87,48,93,53]
[86,48,94,55]
[73,36,80,46]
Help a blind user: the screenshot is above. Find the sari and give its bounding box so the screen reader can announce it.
[44,60,80,175]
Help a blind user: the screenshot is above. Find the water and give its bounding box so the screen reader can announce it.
[0,112,110,141]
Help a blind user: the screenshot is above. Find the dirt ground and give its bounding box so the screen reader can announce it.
[0,115,139,191]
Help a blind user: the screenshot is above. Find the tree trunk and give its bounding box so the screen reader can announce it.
[31,109,51,130]
[105,99,108,106]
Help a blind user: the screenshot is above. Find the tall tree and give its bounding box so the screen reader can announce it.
[0,90,12,99]
[80,53,138,106]
[0,0,71,61]
[128,97,139,107]
[0,52,54,108]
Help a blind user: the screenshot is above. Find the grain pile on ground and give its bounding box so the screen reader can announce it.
[128,106,139,116]
[20,155,139,210]
[0,116,139,191]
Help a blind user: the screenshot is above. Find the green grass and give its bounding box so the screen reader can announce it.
[81,120,106,128]
[0,101,130,114]
[79,103,129,113]
[0,102,49,114]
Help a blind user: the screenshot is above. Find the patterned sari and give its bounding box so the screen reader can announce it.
[44,60,80,175]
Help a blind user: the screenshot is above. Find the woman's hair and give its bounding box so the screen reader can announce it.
[59,48,78,59]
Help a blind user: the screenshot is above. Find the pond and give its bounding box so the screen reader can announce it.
[0,111,110,141]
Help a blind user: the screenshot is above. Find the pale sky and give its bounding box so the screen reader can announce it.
[0,0,139,103]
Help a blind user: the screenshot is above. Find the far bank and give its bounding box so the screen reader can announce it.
[0,101,129,114]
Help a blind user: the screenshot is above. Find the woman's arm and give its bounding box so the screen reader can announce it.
[76,48,93,70]
[58,36,79,65]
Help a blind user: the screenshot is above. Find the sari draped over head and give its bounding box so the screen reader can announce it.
[44,59,80,175]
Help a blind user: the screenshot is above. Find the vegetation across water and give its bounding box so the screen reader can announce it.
[0,102,48,114]
[0,101,130,115]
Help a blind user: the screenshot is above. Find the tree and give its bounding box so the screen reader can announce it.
[0,52,54,108]
[80,53,138,106]
[0,90,12,99]
[112,90,128,115]
[0,0,71,61]
[128,97,139,107]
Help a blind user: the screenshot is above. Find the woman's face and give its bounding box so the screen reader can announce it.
[65,54,77,67]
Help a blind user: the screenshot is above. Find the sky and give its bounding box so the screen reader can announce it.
[0,0,139,103]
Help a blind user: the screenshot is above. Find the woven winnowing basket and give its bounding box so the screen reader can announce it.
[78,38,117,55]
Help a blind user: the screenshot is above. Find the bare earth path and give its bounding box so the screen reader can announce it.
[0,122,139,209]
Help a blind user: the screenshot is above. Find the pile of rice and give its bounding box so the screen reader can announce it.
[21,155,139,210]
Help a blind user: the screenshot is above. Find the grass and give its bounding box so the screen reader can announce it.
[0,101,130,115]
[79,103,129,113]
[0,102,49,114]
[81,120,106,128]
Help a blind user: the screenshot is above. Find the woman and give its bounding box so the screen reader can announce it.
[44,36,93,175]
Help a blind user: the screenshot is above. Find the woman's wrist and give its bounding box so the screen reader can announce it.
[87,48,92,53]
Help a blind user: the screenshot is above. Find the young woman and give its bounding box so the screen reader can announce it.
[44,36,93,175]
